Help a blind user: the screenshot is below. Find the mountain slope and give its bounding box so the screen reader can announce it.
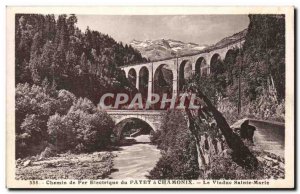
[130,29,247,61]
[206,29,248,50]
[130,39,207,61]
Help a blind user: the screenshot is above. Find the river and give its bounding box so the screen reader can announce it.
[251,120,285,157]
[109,135,161,179]
[109,120,284,179]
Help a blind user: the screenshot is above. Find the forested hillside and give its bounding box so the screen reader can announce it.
[149,14,286,180]
[222,14,286,123]
[15,14,147,159]
[187,14,286,123]
[15,14,147,103]
[242,14,285,102]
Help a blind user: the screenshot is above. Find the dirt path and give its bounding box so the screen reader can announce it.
[109,136,161,179]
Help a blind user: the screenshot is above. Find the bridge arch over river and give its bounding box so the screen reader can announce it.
[106,110,165,131]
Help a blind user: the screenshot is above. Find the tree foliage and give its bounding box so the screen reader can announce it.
[193,15,285,122]
[241,15,285,102]
[149,110,200,179]
[47,101,114,153]
[15,83,114,158]
[15,14,147,103]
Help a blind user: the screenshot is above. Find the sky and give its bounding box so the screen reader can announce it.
[76,15,249,45]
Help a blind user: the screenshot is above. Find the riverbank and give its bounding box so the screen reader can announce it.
[16,152,114,180]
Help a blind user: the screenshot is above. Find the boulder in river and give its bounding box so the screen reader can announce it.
[23,160,31,167]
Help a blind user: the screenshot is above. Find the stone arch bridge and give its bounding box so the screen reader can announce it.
[121,38,244,100]
[106,110,165,131]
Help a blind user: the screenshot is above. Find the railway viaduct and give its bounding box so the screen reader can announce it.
[107,37,245,131]
[121,38,245,100]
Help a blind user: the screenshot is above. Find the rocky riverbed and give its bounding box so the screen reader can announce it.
[16,152,114,180]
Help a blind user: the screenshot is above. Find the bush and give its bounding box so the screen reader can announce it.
[209,155,265,179]
[85,111,115,149]
[70,97,97,114]
[15,83,58,158]
[56,89,76,115]
[47,100,115,153]
[148,110,200,179]
[47,113,76,153]
[18,114,48,157]
[16,83,115,158]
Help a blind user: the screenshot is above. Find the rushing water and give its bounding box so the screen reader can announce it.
[251,120,285,157]
[109,135,161,179]
[109,121,284,179]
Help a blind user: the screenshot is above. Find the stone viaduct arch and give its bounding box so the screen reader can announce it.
[178,59,193,91]
[128,68,137,88]
[153,63,175,96]
[106,110,164,132]
[138,66,149,99]
[195,57,208,76]
[210,53,222,74]
[121,39,244,100]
